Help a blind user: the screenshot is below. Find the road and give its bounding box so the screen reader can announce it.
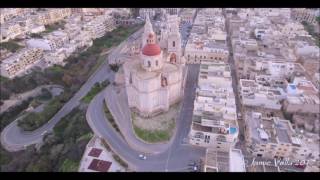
[104,85,172,154]
[86,64,206,171]
[222,9,249,156]
[1,28,144,152]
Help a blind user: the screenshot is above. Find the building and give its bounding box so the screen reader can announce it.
[83,14,115,39]
[291,8,320,25]
[36,8,71,25]
[0,48,43,78]
[123,15,185,117]
[26,30,69,51]
[163,8,180,15]
[239,79,286,110]
[180,8,197,25]
[139,8,157,20]
[185,9,229,64]
[0,22,24,42]
[283,80,320,114]
[189,63,238,151]
[244,110,319,162]
[312,73,320,90]
[204,148,246,172]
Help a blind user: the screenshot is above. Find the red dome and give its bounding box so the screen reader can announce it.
[142,44,161,56]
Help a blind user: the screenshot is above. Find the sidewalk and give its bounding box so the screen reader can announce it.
[78,136,125,172]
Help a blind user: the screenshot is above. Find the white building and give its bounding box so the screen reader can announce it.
[239,79,286,110]
[0,48,43,78]
[26,30,69,51]
[139,8,157,20]
[244,110,319,162]
[0,22,24,42]
[189,63,238,151]
[204,148,246,172]
[123,15,185,117]
[185,9,229,64]
[291,8,320,25]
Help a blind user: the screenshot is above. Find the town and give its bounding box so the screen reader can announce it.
[0,8,319,172]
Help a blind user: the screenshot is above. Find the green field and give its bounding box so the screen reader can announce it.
[133,123,174,143]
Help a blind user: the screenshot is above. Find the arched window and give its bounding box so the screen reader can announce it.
[148,61,151,67]
[170,53,176,63]
[172,41,175,47]
[156,60,158,66]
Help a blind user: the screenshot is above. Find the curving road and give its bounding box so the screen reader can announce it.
[86,64,206,171]
[1,28,144,152]
[103,85,173,154]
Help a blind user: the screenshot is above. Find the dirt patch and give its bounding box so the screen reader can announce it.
[132,102,180,132]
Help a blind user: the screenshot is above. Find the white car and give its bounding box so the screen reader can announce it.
[139,154,147,160]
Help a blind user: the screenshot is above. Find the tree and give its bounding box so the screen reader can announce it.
[62,73,73,86]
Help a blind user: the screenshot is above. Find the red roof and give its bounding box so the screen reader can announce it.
[88,148,102,158]
[88,159,112,172]
[142,44,161,56]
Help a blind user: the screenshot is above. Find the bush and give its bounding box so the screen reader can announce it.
[29,33,43,38]
[37,88,52,101]
[0,97,34,131]
[0,41,23,53]
[81,81,109,103]
[18,97,64,131]
[112,154,128,168]
[109,64,120,72]
[59,159,79,172]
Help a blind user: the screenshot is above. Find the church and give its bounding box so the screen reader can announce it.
[123,15,186,117]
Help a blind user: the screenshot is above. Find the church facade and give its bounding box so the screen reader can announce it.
[123,15,186,117]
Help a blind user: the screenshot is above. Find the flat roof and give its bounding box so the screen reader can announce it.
[205,149,230,172]
[230,149,246,172]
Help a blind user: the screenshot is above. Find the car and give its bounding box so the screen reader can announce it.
[139,154,147,160]
[193,166,198,172]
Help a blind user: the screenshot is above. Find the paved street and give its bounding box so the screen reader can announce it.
[1,28,143,152]
[86,64,206,171]
[223,10,249,156]
[104,85,173,154]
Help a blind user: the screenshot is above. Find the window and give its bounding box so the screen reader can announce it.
[148,61,151,67]
[129,73,133,84]
[156,60,158,66]
[172,41,175,47]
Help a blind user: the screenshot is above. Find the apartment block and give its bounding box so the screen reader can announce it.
[0,48,43,78]
[189,63,238,151]
[204,148,246,172]
[244,110,319,162]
